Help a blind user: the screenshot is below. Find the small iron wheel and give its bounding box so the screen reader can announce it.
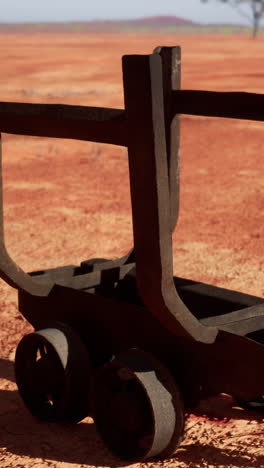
[91,348,185,461]
[15,322,92,422]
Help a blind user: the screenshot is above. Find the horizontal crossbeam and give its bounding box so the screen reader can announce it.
[0,101,127,146]
[0,90,263,146]
[172,90,264,122]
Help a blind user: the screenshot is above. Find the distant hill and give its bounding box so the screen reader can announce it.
[0,16,254,34]
[0,15,198,33]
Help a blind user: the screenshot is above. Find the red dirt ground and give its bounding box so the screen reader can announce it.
[0,33,263,467]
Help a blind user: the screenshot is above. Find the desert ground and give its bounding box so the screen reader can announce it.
[0,32,263,467]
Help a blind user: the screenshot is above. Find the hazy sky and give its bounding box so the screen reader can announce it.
[0,0,256,25]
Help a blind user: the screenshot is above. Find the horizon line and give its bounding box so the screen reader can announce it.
[0,14,251,27]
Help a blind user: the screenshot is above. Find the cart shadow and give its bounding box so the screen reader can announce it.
[1,388,263,468]
[0,358,263,467]
[174,444,263,468]
[0,358,122,466]
[0,388,123,466]
[0,358,16,382]
[192,393,264,422]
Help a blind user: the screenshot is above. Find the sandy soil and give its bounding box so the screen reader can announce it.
[0,33,263,467]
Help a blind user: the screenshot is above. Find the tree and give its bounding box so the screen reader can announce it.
[201,0,264,37]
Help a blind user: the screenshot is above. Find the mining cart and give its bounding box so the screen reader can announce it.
[0,46,263,461]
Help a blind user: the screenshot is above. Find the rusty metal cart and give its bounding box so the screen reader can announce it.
[0,46,263,461]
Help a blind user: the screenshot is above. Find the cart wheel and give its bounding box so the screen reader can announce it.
[15,323,92,422]
[92,348,185,461]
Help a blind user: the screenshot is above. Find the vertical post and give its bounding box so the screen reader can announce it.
[122,52,217,343]
[122,53,174,290]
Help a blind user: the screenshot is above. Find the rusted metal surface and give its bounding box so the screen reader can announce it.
[0,45,262,461]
